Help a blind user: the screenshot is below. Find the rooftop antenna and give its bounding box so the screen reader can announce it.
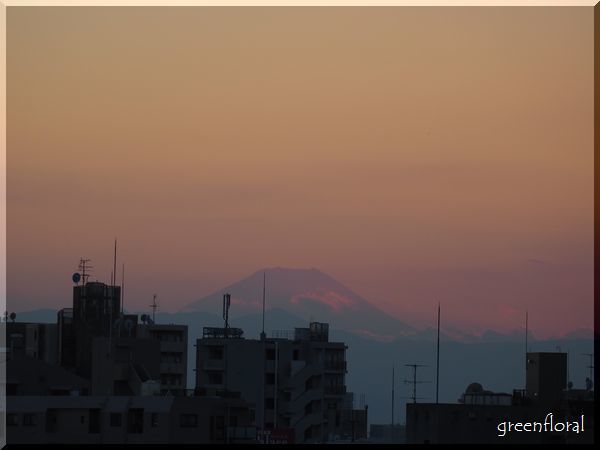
[260,272,266,341]
[78,258,92,285]
[567,349,570,390]
[391,365,395,425]
[436,302,441,404]
[108,238,117,359]
[121,264,125,315]
[113,238,117,289]
[223,293,231,338]
[582,353,594,389]
[404,364,429,404]
[112,239,117,319]
[525,310,528,389]
[150,294,158,323]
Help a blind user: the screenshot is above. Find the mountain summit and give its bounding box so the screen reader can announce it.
[182,267,414,340]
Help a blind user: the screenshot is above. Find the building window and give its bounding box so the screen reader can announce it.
[180,414,198,428]
[265,373,275,385]
[7,414,18,426]
[304,427,312,440]
[305,377,314,390]
[209,346,223,360]
[208,372,223,385]
[151,413,159,428]
[161,352,182,364]
[265,349,276,360]
[89,409,100,434]
[293,349,299,360]
[45,410,58,433]
[110,413,122,427]
[265,398,275,410]
[23,413,37,427]
[127,409,144,434]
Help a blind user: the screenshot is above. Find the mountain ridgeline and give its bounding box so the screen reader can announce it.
[182,267,414,341]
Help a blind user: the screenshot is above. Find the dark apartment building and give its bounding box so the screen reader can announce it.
[195,321,366,443]
[7,276,189,398]
[6,395,256,444]
[137,323,188,395]
[5,264,362,444]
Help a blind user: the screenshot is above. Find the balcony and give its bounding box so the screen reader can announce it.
[203,360,225,370]
[160,362,185,374]
[324,385,346,396]
[324,360,346,372]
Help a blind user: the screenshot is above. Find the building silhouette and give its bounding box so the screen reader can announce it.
[4,266,365,444]
[195,321,367,443]
[406,352,594,444]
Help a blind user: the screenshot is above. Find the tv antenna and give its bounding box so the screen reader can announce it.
[150,294,158,323]
[404,364,430,404]
[78,258,92,285]
[260,272,267,341]
[223,293,231,338]
[582,353,594,389]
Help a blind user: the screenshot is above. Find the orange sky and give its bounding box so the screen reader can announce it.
[7,7,593,337]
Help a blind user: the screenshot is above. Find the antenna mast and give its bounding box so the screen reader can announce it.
[404,364,429,404]
[525,310,528,389]
[391,365,395,425]
[108,239,117,359]
[150,294,158,323]
[261,272,266,341]
[582,353,594,389]
[121,264,125,315]
[223,293,231,339]
[436,302,440,404]
[78,258,92,285]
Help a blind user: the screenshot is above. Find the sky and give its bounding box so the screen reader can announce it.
[7,7,593,338]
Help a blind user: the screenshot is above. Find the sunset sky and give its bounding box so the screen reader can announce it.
[7,7,593,337]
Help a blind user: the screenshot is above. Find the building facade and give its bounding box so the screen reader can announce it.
[6,395,256,444]
[195,322,360,443]
[406,353,594,444]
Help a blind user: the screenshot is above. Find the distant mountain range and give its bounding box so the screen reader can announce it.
[14,267,594,343]
[182,267,416,342]
[180,267,593,343]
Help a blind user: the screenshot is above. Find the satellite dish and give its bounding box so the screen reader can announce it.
[9,312,16,322]
[72,272,81,284]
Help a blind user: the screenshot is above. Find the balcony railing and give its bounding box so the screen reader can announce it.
[324,360,346,371]
[324,385,346,395]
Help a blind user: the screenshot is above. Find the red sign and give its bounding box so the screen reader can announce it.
[260,427,295,444]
